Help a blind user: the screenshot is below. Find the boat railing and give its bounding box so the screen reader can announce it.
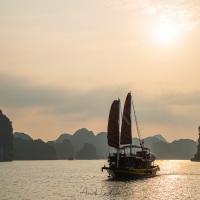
[120,144,150,150]
[108,153,117,157]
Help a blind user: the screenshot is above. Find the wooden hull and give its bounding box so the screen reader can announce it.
[102,166,159,179]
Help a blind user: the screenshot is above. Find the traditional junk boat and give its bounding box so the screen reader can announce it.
[102,92,159,178]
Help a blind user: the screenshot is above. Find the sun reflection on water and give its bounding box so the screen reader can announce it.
[1,160,200,199]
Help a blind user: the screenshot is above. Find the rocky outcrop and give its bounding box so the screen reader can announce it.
[0,110,13,161]
[191,126,200,161]
[14,132,33,140]
[152,139,196,160]
[14,138,57,160]
[76,143,98,160]
[48,139,74,159]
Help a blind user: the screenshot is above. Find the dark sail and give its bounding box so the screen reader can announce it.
[107,100,120,149]
[120,93,132,145]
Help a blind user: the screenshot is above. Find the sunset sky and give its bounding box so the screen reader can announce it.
[1,0,200,142]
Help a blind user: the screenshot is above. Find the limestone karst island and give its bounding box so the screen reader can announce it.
[0,110,13,161]
[191,126,200,161]
[0,109,200,161]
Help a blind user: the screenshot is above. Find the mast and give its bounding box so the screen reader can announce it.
[132,96,144,149]
[130,94,132,154]
[117,98,120,167]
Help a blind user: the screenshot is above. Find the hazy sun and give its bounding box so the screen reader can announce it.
[154,22,179,45]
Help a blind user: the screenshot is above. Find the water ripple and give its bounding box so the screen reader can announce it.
[1,160,200,199]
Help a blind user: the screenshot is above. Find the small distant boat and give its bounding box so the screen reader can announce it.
[102,92,159,178]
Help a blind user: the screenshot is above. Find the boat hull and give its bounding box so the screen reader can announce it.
[102,166,159,179]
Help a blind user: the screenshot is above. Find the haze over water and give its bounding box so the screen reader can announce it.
[1,160,200,199]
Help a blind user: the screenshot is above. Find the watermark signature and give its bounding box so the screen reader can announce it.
[80,183,120,197]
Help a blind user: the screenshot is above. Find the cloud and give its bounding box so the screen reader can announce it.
[102,0,148,11]
[5,14,62,21]
[0,74,74,107]
[1,73,199,128]
[0,73,129,119]
[163,91,200,106]
[102,0,200,30]
[135,91,200,126]
[145,0,200,30]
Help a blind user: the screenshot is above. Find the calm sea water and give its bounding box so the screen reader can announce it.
[1,160,200,199]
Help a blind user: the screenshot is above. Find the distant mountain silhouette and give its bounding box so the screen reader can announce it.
[151,141,170,159]
[55,133,72,143]
[5,101,196,161]
[54,128,198,160]
[144,136,161,149]
[11,127,198,160]
[169,139,196,159]
[153,134,168,143]
[132,136,161,149]
[54,128,171,159]
[48,139,74,159]
[0,110,13,161]
[14,138,57,160]
[94,132,109,158]
[151,139,197,159]
[55,129,109,158]
[14,132,33,140]
[55,128,96,153]
[71,128,96,152]
[76,143,98,160]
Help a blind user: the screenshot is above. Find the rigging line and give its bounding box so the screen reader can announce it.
[119,100,124,146]
[120,96,130,126]
[120,102,131,133]
[131,96,144,149]
[121,113,130,126]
